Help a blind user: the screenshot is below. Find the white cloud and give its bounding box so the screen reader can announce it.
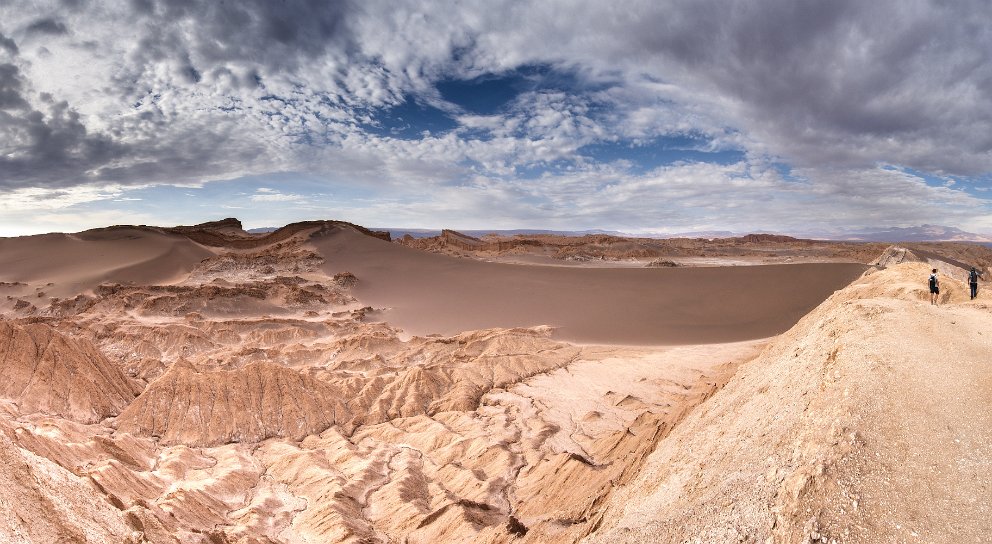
[0,0,990,234]
[249,191,305,202]
[0,184,130,210]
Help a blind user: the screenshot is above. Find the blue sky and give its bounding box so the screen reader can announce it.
[1,0,991,236]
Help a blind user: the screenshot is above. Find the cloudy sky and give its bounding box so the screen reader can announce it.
[1,0,991,236]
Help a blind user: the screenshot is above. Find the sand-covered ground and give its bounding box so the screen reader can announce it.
[0,220,989,543]
[314,226,865,344]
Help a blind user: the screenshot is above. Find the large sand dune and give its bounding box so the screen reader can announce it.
[314,225,865,344]
[0,227,214,297]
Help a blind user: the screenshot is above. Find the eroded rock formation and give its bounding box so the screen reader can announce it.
[0,320,139,423]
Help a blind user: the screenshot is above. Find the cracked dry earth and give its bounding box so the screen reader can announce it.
[0,223,764,543]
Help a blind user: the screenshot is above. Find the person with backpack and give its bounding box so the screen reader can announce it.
[968,267,980,300]
[929,269,940,305]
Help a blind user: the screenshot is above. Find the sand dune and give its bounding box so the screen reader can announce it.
[314,225,866,344]
[0,220,775,542]
[0,227,214,297]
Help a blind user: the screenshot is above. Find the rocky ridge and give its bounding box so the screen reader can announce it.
[584,260,992,543]
[0,321,140,423]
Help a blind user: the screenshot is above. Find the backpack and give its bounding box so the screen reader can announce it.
[970,270,979,283]
[929,274,937,289]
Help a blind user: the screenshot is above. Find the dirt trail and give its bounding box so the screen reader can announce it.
[829,297,992,542]
[584,263,992,543]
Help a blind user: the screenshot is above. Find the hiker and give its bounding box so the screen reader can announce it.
[968,267,980,300]
[929,268,940,305]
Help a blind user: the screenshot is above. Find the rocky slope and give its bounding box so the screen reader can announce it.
[396,229,893,265]
[0,321,140,423]
[584,261,992,543]
[115,361,347,446]
[0,430,136,544]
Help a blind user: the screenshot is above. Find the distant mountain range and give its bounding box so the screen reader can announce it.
[245,224,992,243]
[380,228,627,239]
[246,227,627,238]
[827,224,992,243]
[658,230,739,239]
[654,225,992,242]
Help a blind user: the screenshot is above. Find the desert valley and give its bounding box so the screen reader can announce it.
[0,219,989,543]
[4,0,992,541]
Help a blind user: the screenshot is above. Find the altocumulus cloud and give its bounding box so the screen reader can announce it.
[0,0,990,235]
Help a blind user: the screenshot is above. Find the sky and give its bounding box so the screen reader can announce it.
[1,0,992,236]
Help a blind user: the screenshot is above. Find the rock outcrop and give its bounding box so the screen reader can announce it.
[115,362,347,446]
[870,245,925,267]
[115,327,581,447]
[0,320,139,423]
[0,431,135,543]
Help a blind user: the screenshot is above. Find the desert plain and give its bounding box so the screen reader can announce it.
[0,218,990,543]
